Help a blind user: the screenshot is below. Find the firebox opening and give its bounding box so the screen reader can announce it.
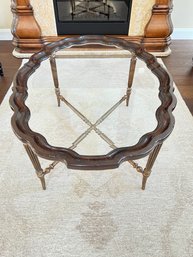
[53,0,133,35]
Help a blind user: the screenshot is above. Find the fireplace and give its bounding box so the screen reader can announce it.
[11,0,174,54]
[53,0,132,34]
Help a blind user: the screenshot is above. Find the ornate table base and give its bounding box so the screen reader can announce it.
[24,53,161,190]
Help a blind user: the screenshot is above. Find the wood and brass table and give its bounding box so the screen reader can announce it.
[10,35,176,191]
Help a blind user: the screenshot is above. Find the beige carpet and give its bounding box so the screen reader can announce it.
[0,58,193,257]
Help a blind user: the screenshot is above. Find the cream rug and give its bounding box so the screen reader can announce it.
[0,57,193,257]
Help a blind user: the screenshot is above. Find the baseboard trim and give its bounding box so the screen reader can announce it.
[172,28,193,40]
[1,28,193,41]
[0,29,12,40]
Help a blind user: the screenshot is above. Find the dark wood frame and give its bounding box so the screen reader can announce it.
[10,35,176,190]
[11,0,173,53]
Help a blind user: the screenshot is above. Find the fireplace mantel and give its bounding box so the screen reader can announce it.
[11,0,173,54]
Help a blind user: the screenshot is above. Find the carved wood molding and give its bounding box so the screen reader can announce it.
[11,0,43,50]
[11,0,173,53]
[143,0,173,51]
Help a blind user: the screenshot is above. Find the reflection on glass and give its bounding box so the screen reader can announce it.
[56,0,129,22]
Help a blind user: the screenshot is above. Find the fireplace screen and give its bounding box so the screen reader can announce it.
[53,0,132,34]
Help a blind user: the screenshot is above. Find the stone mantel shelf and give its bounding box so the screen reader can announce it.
[11,0,173,55]
[12,46,172,59]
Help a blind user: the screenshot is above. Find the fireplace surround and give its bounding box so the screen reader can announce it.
[11,0,173,54]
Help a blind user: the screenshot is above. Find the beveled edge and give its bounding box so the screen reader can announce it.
[10,35,176,170]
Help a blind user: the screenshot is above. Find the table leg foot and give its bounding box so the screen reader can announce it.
[57,97,60,107]
[141,144,162,190]
[142,175,148,190]
[38,175,46,190]
[36,171,46,190]
[126,89,131,107]
[24,144,46,190]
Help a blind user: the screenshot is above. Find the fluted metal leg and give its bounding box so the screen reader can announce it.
[23,144,46,190]
[126,54,137,106]
[50,55,61,107]
[142,144,162,190]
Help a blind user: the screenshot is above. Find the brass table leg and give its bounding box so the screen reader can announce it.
[49,55,61,107]
[126,54,137,106]
[142,144,162,190]
[23,144,46,190]
[50,54,136,108]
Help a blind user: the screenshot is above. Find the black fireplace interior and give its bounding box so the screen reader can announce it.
[53,0,132,34]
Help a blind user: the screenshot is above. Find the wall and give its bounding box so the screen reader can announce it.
[172,0,193,28]
[0,1,12,29]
